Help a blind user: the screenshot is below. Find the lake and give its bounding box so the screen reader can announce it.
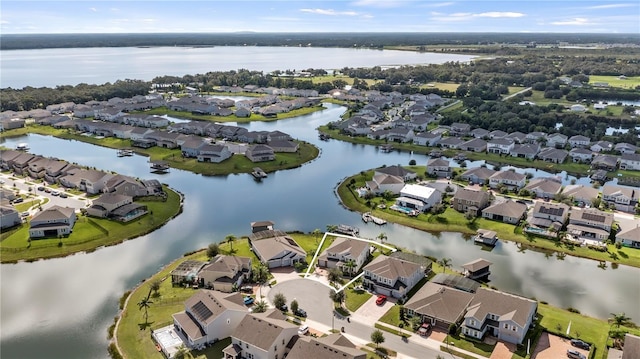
[0,46,475,89]
[1,103,639,359]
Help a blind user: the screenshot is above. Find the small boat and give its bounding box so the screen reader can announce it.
[149,160,170,173]
[370,215,387,225]
[16,143,29,151]
[117,149,134,157]
[319,133,330,141]
[362,212,372,223]
[251,167,268,180]
[379,144,394,153]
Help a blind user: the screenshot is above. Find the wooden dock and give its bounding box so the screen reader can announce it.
[251,167,268,180]
[149,160,170,173]
[362,212,387,225]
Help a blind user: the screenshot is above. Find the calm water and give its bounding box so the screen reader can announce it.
[0,46,475,88]
[1,103,639,359]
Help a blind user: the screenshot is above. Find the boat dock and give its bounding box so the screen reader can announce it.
[251,167,268,180]
[474,229,498,246]
[379,144,394,153]
[362,212,387,225]
[117,149,134,157]
[335,224,360,237]
[149,160,170,174]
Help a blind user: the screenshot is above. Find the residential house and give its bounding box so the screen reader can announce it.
[470,128,489,139]
[0,149,22,170]
[526,202,570,236]
[396,184,442,212]
[86,193,133,218]
[198,255,252,292]
[616,226,640,249]
[451,188,491,217]
[567,208,614,243]
[267,140,299,153]
[245,144,275,163]
[426,158,451,178]
[489,130,508,139]
[437,137,464,149]
[537,148,568,164]
[10,152,36,175]
[525,131,547,144]
[103,174,151,197]
[460,167,496,185]
[386,127,414,143]
[510,143,540,159]
[450,123,471,137]
[286,333,366,359]
[505,132,527,144]
[365,173,405,195]
[317,237,370,276]
[482,201,527,224]
[591,154,619,171]
[198,144,232,163]
[75,169,112,194]
[487,138,515,155]
[362,255,424,300]
[375,165,417,182]
[562,184,599,206]
[249,230,306,268]
[461,288,537,345]
[569,148,594,163]
[602,184,639,213]
[29,205,77,238]
[0,206,21,230]
[413,132,441,147]
[615,143,638,155]
[181,137,206,158]
[590,141,614,153]
[546,133,568,148]
[620,153,640,171]
[568,135,591,148]
[489,171,526,191]
[404,282,474,330]
[524,177,562,199]
[459,138,487,153]
[223,309,298,359]
[172,290,248,350]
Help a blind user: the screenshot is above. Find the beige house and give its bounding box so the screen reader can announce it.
[198,255,252,292]
[287,333,366,359]
[317,237,370,275]
[29,205,76,238]
[567,208,614,243]
[362,255,424,300]
[451,188,490,217]
[223,309,298,359]
[482,200,527,225]
[404,282,474,330]
[86,193,133,218]
[249,230,306,268]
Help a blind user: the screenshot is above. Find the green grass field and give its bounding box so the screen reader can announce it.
[139,105,325,123]
[588,75,640,89]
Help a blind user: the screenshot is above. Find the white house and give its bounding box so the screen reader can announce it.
[488,171,526,190]
[362,255,424,300]
[396,184,442,212]
[620,153,640,171]
[317,237,370,275]
[486,138,515,154]
[29,205,77,238]
[223,309,298,359]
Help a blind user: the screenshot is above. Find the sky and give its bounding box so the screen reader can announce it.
[1,0,639,34]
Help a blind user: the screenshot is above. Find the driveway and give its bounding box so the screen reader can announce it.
[490,342,516,359]
[532,332,589,359]
[351,293,395,325]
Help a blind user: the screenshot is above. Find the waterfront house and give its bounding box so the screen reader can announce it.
[567,208,614,244]
[317,237,370,276]
[437,137,464,149]
[620,153,640,171]
[198,255,252,292]
[387,127,414,143]
[104,174,151,197]
[245,144,275,163]
[527,202,569,237]
[396,184,442,212]
[591,154,619,171]
[510,143,540,159]
[287,333,366,359]
[482,201,527,224]
[172,290,248,350]
[404,282,474,330]
[223,309,298,359]
[362,255,424,300]
[365,173,405,195]
[459,138,487,153]
[524,177,562,199]
[602,184,639,213]
[86,193,133,218]
[426,158,451,178]
[546,133,568,148]
[249,230,306,268]
[568,135,591,148]
[267,140,299,153]
[569,148,594,163]
[198,144,232,163]
[412,132,441,147]
[562,184,599,206]
[486,138,515,154]
[460,167,496,185]
[591,141,614,153]
[616,226,640,249]
[29,205,77,238]
[0,206,21,230]
[615,143,638,155]
[461,288,537,345]
[375,165,417,182]
[471,128,490,139]
[537,147,568,164]
[488,171,526,191]
[451,188,491,217]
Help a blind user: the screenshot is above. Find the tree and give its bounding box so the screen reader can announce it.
[225,234,236,253]
[410,315,422,330]
[377,232,387,243]
[328,267,343,285]
[409,159,416,165]
[343,260,357,276]
[150,279,162,298]
[174,345,191,359]
[327,224,338,233]
[608,312,632,329]
[371,329,385,348]
[273,293,287,310]
[437,258,452,273]
[137,288,154,325]
[329,289,345,306]
[312,228,322,244]
[206,243,220,258]
[252,300,268,313]
[290,299,299,314]
[252,263,270,297]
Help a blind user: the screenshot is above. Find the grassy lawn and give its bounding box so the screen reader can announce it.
[0,186,182,263]
[420,82,460,92]
[345,288,372,312]
[588,75,640,89]
[138,105,325,123]
[378,305,402,327]
[446,333,494,357]
[309,74,383,86]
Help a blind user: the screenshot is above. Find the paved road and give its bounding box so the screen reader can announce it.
[0,173,90,213]
[502,87,533,101]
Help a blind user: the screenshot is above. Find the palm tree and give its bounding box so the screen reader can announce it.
[312,228,321,244]
[377,232,387,243]
[326,224,338,233]
[437,258,452,273]
[225,234,236,253]
[252,263,270,297]
[608,312,632,329]
[150,279,162,298]
[137,288,154,325]
[343,260,357,277]
[174,345,190,359]
[252,300,268,313]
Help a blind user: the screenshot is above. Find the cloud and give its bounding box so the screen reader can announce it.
[351,0,410,8]
[425,2,455,8]
[300,8,361,16]
[433,11,525,22]
[586,3,635,9]
[474,12,525,18]
[551,17,591,25]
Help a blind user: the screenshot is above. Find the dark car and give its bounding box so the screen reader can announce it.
[240,285,253,293]
[59,192,68,198]
[567,349,586,359]
[37,186,45,191]
[570,339,590,350]
[12,197,23,204]
[294,308,307,317]
[279,304,288,312]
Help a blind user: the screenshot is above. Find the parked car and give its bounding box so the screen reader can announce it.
[21,211,30,217]
[12,197,23,204]
[570,339,590,350]
[376,294,387,305]
[567,349,586,359]
[298,325,309,335]
[59,192,68,198]
[240,286,253,293]
[279,304,288,312]
[243,296,254,305]
[294,308,307,317]
[51,190,60,196]
[37,186,45,191]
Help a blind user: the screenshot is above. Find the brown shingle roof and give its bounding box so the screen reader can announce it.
[464,288,537,328]
[363,255,421,279]
[287,334,366,359]
[483,201,527,219]
[404,282,474,324]
[232,309,297,350]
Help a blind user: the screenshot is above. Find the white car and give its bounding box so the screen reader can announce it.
[298,325,309,335]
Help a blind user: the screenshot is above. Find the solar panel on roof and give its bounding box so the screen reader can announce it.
[582,212,606,223]
[191,300,213,322]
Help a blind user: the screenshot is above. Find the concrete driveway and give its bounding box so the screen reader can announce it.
[532,332,590,359]
[268,278,334,321]
[352,293,395,325]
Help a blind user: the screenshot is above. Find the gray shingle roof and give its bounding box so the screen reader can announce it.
[232,309,297,350]
[464,288,537,328]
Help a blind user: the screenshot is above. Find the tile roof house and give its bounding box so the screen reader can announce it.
[524,177,562,199]
[223,309,298,359]
[404,282,474,330]
[29,205,77,238]
[482,200,527,224]
[172,290,248,350]
[461,288,537,345]
[249,230,306,269]
[362,255,424,300]
[616,226,640,249]
[286,333,366,359]
[567,208,614,243]
[426,158,451,178]
[489,171,526,190]
[318,237,371,276]
[198,255,252,292]
[460,167,496,185]
[602,184,639,213]
[620,153,640,171]
[452,188,491,217]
